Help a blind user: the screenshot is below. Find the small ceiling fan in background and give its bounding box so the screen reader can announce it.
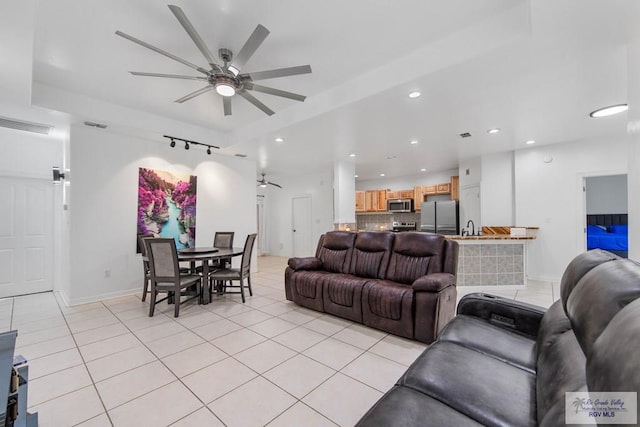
[115,4,312,116]
[257,173,282,188]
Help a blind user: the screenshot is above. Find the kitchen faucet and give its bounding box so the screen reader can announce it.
[466,219,475,236]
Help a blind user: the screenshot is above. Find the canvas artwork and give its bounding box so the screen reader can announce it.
[137,168,197,249]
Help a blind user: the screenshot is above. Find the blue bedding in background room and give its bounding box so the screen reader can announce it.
[587,225,628,251]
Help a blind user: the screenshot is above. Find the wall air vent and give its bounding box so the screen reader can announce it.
[83,121,107,129]
[234,153,248,158]
[0,116,53,135]
[460,132,472,138]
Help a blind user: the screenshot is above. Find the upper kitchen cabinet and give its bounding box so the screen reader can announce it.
[363,189,388,212]
[436,183,451,194]
[451,176,459,201]
[355,191,366,212]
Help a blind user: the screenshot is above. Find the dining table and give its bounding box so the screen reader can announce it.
[178,246,243,304]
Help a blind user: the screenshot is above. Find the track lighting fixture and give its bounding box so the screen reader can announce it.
[163,135,219,156]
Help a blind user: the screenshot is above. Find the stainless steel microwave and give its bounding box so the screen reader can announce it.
[387,198,414,212]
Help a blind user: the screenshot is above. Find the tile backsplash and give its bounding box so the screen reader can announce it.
[457,243,525,287]
[356,212,420,231]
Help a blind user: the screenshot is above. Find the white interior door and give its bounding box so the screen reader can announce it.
[460,185,481,234]
[0,177,53,297]
[292,196,312,257]
[256,195,266,255]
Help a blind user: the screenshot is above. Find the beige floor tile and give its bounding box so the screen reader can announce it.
[78,333,141,362]
[67,314,120,334]
[227,309,273,327]
[191,318,243,341]
[263,354,336,399]
[210,328,267,355]
[247,317,298,338]
[272,326,327,352]
[182,357,257,404]
[15,325,70,348]
[257,301,297,316]
[242,295,278,308]
[74,412,112,427]
[303,373,382,426]
[29,364,93,406]
[277,308,321,325]
[342,352,407,392]
[303,337,364,370]
[64,306,113,323]
[208,376,296,426]
[170,407,224,427]
[267,402,338,427]
[368,334,427,366]
[10,316,67,334]
[29,385,104,427]
[113,305,150,321]
[29,348,84,380]
[96,360,176,409]
[174,310,222,329]
[234,340,296,373]
[303,315,351,336]
[206,301,254,317]
[133,321,188,344]
[120,313,171,331]
[161,342,227,378]
[145,330,205,358]
[15,335,76,360]
[332,324,388,350]
[108,381,202,427]
[86,345,156,382]
[73,322,130,346]
[102,297,148,313]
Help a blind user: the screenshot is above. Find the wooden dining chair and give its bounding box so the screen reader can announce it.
[137,233,154,301]
[208,233,257,303]
[212,231,234,269]
[145,238,202,317]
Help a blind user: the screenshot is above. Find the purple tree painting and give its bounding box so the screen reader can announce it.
[137,168,197,249]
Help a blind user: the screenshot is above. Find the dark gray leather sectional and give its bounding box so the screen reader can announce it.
[357,249,640,426]
[285,231,459,343]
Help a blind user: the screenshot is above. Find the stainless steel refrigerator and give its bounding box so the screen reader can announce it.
[420,200,459,235]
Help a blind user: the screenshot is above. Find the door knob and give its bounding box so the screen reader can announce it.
[293,229,297,232]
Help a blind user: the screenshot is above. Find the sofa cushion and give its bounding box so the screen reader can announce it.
[356,385,484,427]
[317,231,356,274]
[288,257,323,271]
[322,274,369,322]
[351,232,394,279]
[560,249,618,312]
[400,341,536,427]
[437,314,537,373]
[362,280,414,339]
[385,233,445,284]
[288,270,332,312]
[567,259,640,355]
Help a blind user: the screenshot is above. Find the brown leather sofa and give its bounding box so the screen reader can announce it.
[284,231,459,343]
[357,249,640,426]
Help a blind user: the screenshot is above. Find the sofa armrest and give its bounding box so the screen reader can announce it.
[456,293,546,337]
[288,257,323,271]
[412,273,456,292]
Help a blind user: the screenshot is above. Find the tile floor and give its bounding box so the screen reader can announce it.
[0,256,557,427]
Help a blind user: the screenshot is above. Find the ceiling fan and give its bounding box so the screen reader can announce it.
[257,173,282,188]
[115,4,312,116]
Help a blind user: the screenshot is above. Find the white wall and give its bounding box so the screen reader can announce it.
[514,138,627,281]
[259,171,334,257]
[67,125,256,305]
[481,152,514,225]
[333,161,356,224]
[586,175,628,214]
[458,158,482,188]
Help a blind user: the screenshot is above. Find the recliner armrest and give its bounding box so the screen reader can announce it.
[457,293,546,338]
[288,257,323,271]
[412,273,456,292]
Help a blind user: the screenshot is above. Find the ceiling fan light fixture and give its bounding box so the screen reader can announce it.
[227,65,240,77]
[259,183,267,188]
[589,104,628,118]
[215,81,236,97]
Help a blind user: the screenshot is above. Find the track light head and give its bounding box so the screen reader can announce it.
[170,139,176,148]
[184,142,189,150]
[207,147,212,155]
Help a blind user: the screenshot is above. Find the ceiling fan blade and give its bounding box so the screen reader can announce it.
[130,72,208,81]
[222,96,232,116]
[168,5,219,68]
[237,91,275,116]
[240,65,312,81]
[115,30,210,75]
[229,25,269,74]
[174,85,214,103]
[244,83,306,102]
[267,181,282,188]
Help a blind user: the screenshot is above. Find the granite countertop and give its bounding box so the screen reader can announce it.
[446,234,536,241]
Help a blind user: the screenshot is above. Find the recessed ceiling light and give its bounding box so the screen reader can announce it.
[408,91,421,99]
[349,153,356,157]
[487,128,501,134]
[409,140,418,145]
[589,104,628,118]
[386,155,397,160]
[380,173,385,177]
[420,168,426,172]
[275,137,284,142]
[525,140,536,145]
[354,174,358,178]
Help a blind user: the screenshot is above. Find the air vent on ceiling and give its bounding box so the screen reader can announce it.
[234,154,248,158]
[460,132,472,138]
[0,116,53,135]
[84,121,107,129]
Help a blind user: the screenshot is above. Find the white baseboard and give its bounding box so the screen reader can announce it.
[57,287,140,307]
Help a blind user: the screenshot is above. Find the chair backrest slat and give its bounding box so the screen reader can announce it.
[241,234,257,275]
[146,238,179,281]
[214,232,234,249]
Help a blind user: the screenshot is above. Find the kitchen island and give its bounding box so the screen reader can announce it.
[447,227,537,287]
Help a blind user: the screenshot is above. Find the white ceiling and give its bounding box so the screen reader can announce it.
[27,0,634,180]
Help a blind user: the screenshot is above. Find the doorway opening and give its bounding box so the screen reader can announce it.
[584,174,628,258]
[292,195,312,257]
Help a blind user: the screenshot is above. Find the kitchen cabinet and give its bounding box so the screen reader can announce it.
[414,186,424,211]
[355,191,366,212]
[423,185,437,195]
[451,176,459,201]
[376,189,388,212]
[364,190,376,211]
[387,189,413,200]
[436,183,451,194]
